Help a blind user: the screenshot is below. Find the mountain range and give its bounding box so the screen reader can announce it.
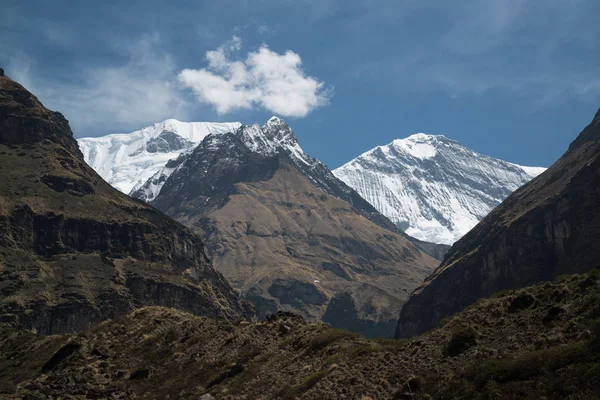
[79,121,544,247]
[132,118,438,338]
[1,70,599,399]
[77,116,546,337]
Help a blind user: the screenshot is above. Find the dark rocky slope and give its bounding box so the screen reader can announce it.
[2,269,599,399]
[0,73,252,334]
[398,233,450,261]
[151,129,437,338]
[397,108,600,338]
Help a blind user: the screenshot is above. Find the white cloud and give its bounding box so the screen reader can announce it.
[178,36,332,117]
[7,34,189,136]
[257,23,274,35]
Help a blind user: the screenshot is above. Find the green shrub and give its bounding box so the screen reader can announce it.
[278,336,296,348]
[555,273,573,282]
[438,316,452,327]
[589,318,600,350]
[300,370,328,391]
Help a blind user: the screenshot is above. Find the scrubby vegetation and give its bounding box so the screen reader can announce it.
[1,270,600,399]
[307,328,357,352]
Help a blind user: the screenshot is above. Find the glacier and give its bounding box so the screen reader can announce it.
[78,119,241,199]
[333,133,546,245]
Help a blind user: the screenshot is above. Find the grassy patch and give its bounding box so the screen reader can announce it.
[280,370,329,399]
[238,343,262,363]
[299,370,328,392]
[0,329,70,394]
[379,338,410,352]
[308,329,355,352]
[470,343,588,388]
[278,336,296,348]
[346,344,381,358]
[323,354,341,366]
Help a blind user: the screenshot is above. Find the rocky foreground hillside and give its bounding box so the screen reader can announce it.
[397,108,600,338]
[2,269,599,399]
[0,72,252,334]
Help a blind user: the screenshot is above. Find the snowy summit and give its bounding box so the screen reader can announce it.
[333,133,546,245]
[77,117,328,203]
[78,119,241,199]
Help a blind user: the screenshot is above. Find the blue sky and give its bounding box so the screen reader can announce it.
[2,0,599,168]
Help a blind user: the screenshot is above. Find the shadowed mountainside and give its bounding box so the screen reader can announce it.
[0,73,253,335]
[397,108,600,338]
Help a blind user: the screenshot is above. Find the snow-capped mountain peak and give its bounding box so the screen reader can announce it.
[236,117,313,168]
[78,116,319,203]
[264,115,287,128]
[333,134,546,245]
[124,117,390,233]
[77,119,241,196]
[262,116,297,143]
[390,134,444,160]
[238,123,278,154]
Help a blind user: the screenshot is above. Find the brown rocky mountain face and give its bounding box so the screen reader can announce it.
[0,74,252,334]
[397,108,600,338]
[2,270,600,399]
[151,130,437,338]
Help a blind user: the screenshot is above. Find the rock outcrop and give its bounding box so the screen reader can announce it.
[397,108,600,338]
[0,73,253,334]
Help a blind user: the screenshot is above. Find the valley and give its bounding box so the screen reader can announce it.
[0,62,598,399]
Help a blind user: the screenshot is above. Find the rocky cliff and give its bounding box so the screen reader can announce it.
[397,108,600,338]
[0,73,253,334]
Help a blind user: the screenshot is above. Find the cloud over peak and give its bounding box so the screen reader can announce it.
[178,36,332,117]
[7,33,189,135]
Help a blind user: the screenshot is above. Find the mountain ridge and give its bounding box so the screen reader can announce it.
[80,117,449,259]
[78,119,241,197]
[148,119,438,337]
[333,133,545,244]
